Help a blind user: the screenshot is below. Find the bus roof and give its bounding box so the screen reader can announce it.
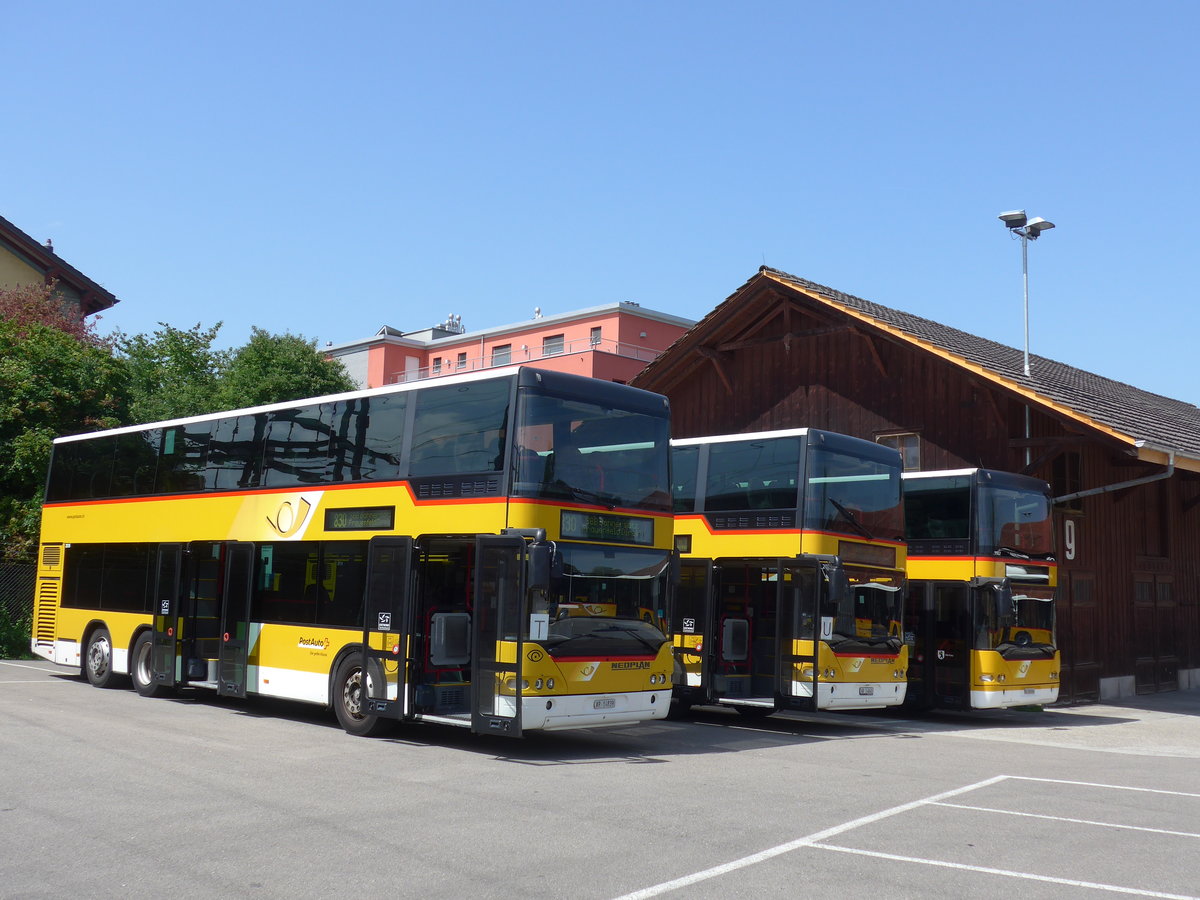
[53,366,668,445]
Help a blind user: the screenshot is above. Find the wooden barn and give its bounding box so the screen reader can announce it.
[631,266,1200,704]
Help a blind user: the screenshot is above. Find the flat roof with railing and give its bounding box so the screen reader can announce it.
[386,336,670,383]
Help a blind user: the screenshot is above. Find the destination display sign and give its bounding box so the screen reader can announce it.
[560,510,654,546]
[324,506,396,532]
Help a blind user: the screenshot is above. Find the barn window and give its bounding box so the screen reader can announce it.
[876,432,920,471]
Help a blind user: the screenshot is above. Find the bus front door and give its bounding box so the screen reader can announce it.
[707,560,767,707]
[906,581,971,709]
[471,536,526,737]
[216,542,255,698]
[673,560,715,706]
[776,560,821,712]
[360,536,415,721]
[150,543,184,689]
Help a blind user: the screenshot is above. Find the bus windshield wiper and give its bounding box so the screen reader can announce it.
[995,546,1055,561]
[596,624,661,654]
[829,498,874,540]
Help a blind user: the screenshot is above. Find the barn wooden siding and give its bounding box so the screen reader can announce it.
[638,279,1200,703]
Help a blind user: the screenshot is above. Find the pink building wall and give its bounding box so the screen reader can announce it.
[364,307,690,388]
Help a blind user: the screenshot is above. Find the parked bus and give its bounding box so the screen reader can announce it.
[669,428,907,715]
[32,367,676,738]
[902,468,1059,710]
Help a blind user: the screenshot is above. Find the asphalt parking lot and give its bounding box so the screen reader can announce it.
[3,658,1199,900]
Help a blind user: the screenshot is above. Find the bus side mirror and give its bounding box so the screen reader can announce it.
[528,542,553,591]
[993,584,1014,622]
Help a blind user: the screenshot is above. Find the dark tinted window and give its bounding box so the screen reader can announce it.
[110,430,160,497]
[205,414,267,490]
[61,543,153,612]
[254,541,366,626]
[62,544,105,608]
[46,437,116,502]
[410,379,508,476]
[155,423,211,494]
[102,544,154,612]
[333,395,406,482]
[704,437,800,511]
[670,445,699,513]
[262,404,332,488]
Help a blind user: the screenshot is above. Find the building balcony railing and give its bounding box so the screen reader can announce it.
[385,336,669,384]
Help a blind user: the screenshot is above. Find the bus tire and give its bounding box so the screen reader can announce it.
[131,631,172,698]
[332,656,394,738]
[84,627,122,689]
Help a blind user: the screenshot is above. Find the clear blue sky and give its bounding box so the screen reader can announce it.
[6,2,1197,402]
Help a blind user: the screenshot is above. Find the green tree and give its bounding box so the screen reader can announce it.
[114,322,227,424]
[215,327,354,409]
[0,318,129,559]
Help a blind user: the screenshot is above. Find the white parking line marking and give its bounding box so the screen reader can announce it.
[611,775,1008,899]
[934,801,1200,839]
[818,844,1200,900]
[1007,776,1200,799]
[0,661,61,673]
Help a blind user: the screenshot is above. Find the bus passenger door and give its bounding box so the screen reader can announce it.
[150,543,184,689]
[360,536,415,721]
[472,536,526,737]
[929,582,971,708]
[707,561,753,703]
[673,560,714,702]
[217,542,255,698]
[777,560,820,711]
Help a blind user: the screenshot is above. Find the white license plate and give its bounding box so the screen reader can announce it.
[1024,688,1036,694]
[859,686,875,696]
[593,697,616,710]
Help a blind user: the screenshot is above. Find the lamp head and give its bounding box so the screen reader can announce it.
[998,209,1028,229]
[1026,217,1056,238]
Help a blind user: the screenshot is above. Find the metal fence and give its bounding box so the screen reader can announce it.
[0,562,35,622]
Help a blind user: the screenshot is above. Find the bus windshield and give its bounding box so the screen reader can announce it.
[511,392,671,512]
[974,583,1056,658]
[539,545,672,658]
[976,483,1054,559]
[804,443,903,541]
[826,572,904,654]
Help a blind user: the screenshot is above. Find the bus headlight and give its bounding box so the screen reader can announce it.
[546,678,555,690]
[1050,671,1059,680]
[521,679,530,691]
[534,678,544,691]
[824,668,837,679]
[980,674,995,683]
[997,674,1007,683]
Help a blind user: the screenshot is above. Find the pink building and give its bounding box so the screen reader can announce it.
[327,301,694,389]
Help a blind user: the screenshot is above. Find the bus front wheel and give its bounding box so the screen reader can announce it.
[131,632,172,698]
[84,627,121,689]
[332,656,394,738]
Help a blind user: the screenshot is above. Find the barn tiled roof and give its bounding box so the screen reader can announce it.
[762,267,1200,461]
[637,266,1200,465]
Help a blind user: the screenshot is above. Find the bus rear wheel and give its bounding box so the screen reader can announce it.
[84,627,122,689]
[332,656,394,738]
[131,631,172,698]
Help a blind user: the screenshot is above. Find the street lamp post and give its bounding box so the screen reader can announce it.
[998,210,1055,377]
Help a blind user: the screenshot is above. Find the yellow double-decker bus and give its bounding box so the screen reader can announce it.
[32,366,676,738]
[669,428,907,716]
[902,468,1059,710]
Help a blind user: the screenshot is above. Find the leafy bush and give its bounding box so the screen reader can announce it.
[0,604,32,659]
